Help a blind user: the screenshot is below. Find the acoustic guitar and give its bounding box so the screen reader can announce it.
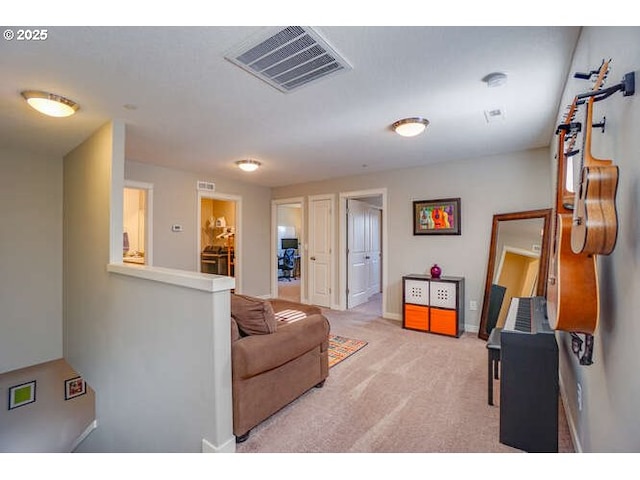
[546,93,599,335]
[571,60,619,255]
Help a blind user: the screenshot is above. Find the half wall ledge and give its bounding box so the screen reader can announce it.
[107,263,235,292]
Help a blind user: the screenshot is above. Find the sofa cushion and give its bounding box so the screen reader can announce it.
[232,313,330,379]
[230,317,241,342]
[231,294,277,336]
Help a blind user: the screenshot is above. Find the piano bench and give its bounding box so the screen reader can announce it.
[486,327,502,406]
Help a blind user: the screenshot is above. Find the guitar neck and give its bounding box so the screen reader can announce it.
[581,63,613,169]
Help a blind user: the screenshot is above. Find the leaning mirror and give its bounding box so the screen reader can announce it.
[478,209,552,340]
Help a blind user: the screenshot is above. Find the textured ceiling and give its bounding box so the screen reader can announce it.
[0,26,581,187]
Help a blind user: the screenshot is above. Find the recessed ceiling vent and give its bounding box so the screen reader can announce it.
[225,26,352,93]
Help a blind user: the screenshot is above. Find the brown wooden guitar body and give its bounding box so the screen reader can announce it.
[547,213,599,334]
[571,164,619,255]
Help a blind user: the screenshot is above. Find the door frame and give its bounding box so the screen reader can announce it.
[197,190,242,292]
[339,188,388,315]
[124,180,154,266]
[271,197,306,301]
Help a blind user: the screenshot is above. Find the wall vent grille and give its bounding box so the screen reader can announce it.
[197,181,215,192]
[225,26,352,93]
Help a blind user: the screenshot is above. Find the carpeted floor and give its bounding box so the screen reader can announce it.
[236,294,574,453]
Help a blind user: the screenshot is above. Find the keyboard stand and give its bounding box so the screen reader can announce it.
[486,327,502,405]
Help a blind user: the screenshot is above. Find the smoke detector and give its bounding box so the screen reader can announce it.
[225,26,352,93]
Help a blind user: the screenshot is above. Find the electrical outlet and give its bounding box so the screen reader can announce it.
[577,382,583,411]
[470,300,478,311]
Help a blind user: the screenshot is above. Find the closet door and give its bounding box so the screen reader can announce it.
[367,206,381,298]
[347,199,369,308]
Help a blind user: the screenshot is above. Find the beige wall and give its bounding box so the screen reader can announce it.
[553,26,640,452]
[0,148,63,374]
[65,122,234,452]
[274,147,552,328]
[125,160,272,296]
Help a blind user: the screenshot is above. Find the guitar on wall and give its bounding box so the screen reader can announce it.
[571,60,635,255]
[546,92,599,335]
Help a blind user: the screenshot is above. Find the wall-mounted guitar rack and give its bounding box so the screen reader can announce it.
[562,62,635,366]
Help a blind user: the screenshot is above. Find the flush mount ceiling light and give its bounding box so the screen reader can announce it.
[21,90,79,117]
[236,159,261,172]
[392,117,430,137]
[482,72,508,88]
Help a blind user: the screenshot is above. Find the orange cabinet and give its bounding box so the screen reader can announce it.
[402,274,465,337]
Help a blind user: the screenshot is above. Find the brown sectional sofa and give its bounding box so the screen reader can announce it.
[230,295,330,442]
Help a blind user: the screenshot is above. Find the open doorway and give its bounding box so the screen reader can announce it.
[123,181,153,265]
[198,192,240,286]
[272,198,304,303]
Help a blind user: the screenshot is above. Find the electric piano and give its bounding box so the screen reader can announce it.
[500,296,559,453]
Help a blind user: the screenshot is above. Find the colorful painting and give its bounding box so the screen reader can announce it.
[64,376,87,400]
[413,198,461,235]
[8,380,36,410]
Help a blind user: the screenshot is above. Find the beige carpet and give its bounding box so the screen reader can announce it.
[236,295,573,453]
[277,278,300,303]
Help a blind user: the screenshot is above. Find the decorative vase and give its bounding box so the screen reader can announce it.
[430,264,442,278]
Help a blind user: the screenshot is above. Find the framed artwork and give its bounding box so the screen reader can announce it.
[8,380,36,410]
[64,376,87,400]
[413,198,461,235]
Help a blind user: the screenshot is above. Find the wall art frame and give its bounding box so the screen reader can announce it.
[64,376,87,400]
[8,380,36,410]
[413,197,461,235]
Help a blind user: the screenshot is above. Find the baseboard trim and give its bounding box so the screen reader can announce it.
[465,323,479,334]
[70,419,98,452]
[202,436,236,453]
[558,371,582,452]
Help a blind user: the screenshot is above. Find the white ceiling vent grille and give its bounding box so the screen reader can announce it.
[225,26,352,93]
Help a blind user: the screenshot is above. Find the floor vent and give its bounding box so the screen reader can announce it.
[225,26,352,93]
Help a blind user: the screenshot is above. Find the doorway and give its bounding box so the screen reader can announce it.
[123,181,153,265]
[272,198,304,303]
[198,192,241,286]
[340,189,387,316]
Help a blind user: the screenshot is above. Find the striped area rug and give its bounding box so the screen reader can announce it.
[328,335,368,368]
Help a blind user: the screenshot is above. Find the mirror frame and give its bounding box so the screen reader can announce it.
[477,208,552,340]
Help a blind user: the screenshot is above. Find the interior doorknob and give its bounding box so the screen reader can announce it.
[310,256,316,261]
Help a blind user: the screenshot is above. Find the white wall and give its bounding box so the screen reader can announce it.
[64,122,234,452]
[273,148,552,329]
[0,149,63,374]
[553,26,640,452]
[125,160,272,296]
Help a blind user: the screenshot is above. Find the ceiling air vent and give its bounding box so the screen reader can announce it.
[225,26,352,93]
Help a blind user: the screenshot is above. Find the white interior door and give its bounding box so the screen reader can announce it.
[309,195,333,307]
[347,199,370,308]
[367,207,381,297]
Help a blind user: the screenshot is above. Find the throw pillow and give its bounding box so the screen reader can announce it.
[231,294,277,336]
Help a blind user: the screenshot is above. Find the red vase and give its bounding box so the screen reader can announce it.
[430,264,442,278]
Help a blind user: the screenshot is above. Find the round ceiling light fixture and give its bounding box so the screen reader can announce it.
[482,72,508,88]
[392,117,430,137]
[236,159,261,172]
[21,90,79,117]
